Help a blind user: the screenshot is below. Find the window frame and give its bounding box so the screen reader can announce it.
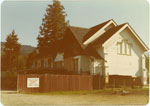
[117,40,132,56]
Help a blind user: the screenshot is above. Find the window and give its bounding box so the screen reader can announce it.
[117,42,122,54]
[37,60,41,68]
[48,58,52,68]
[117,40,132,55]
[44,59,48,68]
[54,61,64,69]
[41,59,44,68]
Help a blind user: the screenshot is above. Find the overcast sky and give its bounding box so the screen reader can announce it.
[1,0,149,47]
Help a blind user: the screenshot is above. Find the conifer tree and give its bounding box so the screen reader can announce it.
[4,30,21,71]
[37,0,67,58]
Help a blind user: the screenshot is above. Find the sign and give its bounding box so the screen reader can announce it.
[27,78,39,88]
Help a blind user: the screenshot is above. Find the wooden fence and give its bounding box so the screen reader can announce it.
[108,75,142,88]
[1,77,17,90]
[17,74,104,93]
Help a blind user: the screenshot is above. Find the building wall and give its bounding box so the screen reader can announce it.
[37,60,41,68]
[102,27,145,78]
[54,53,64,69]
[64,57,72,72]
[64,56,92,73]
[54,61,64,69]
[32,57,53,69]
[44,58,48,68]
[64,57,75,72]
[93,59,104,75]
[64,55,104,75]
[80,56,92,73]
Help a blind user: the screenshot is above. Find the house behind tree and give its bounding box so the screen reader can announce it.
[31,19,149,85]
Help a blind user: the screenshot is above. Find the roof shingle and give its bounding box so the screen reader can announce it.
[68,26,103,59]
[90,23,126,46]
[69,26,89,48]
[82,20,112,42]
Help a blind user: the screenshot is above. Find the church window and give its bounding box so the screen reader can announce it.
[117,40,132,55]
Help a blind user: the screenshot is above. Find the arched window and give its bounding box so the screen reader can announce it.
[117,40,132,55]
[117,42,122,54]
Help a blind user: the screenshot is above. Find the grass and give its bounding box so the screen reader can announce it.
[23,87,149,96]
[24,89,111,95]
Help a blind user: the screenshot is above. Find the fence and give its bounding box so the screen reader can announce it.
[108,75,142,88]
[1,71,18,90]
[1,77,17,90]
[17,74,104,93]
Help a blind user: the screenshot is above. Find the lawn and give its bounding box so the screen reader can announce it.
[1,87,149,105]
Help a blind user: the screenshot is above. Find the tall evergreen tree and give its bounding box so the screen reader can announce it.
[4,30,21,71]
[37,0,67,58]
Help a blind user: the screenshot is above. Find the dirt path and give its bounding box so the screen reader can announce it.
[1,90,149,105]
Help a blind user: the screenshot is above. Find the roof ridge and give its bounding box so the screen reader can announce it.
[89,23,127,46]
[90,19,112,29]
[82,19,115,43]
[69,26,89,30]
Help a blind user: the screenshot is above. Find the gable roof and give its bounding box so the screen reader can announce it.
[67,26,103,59]
[85,45,103,59]
[68,26,89,50]
[90,23,126,46]
[69,26,89,48]
[126,23,149,51]
[82,20,112,42]
[65,19,149,60]
[90,23,149,51]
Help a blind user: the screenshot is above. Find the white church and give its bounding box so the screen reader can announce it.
[32,19,149,85]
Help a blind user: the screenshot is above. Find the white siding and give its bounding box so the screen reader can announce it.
[126,43,130,55]
[79,56,104,75]
[93,59,104,75]
[102,27,145,78]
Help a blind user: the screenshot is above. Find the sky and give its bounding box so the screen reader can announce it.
[1,0,149,47]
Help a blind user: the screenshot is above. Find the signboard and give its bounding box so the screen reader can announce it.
[27,78,39,88]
